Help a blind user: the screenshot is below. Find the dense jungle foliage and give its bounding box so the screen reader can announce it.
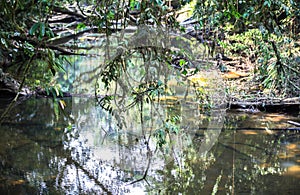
[0,1,299,193]
[0,0,299,98]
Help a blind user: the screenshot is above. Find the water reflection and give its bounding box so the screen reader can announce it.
[0,97,299,194]
[1,27,299,194]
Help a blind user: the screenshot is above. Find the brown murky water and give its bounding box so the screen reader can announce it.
[0,97,299,194]
[0,37,299,194]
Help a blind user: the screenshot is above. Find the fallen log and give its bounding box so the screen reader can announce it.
[228,98,300,113]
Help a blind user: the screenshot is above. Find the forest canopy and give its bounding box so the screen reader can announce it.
[0,0,299,98]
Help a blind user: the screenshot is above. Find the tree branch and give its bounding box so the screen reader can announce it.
[52,6,86,20]
[48,27,98,45]
[65,156,112,194]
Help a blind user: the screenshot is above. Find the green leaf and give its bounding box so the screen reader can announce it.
[54,86,60,97]
[155,0,163,6]
[157,80,163,86]
[46,27,55,38]
[263,0,271,7]
[107,11,115,20]
[45,87,50,95]
[51,87,57,98]
[179,59,186,66]
[232,10,241,19]
[53,100,59,120]
[50,67,56,76]
[40,22,45,38]
[130,0,136,10]
[55,60,66,72]
[29,23,40,36]
[76,23,86,30]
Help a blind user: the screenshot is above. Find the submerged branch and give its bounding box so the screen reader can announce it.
[218,142,252,159]
[65,156,112,194]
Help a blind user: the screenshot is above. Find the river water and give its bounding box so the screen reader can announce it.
[0,31,299,194]
[0,96,299,194]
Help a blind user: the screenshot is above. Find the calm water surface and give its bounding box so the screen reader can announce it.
[1,33,299,194]
[0,96,299,194]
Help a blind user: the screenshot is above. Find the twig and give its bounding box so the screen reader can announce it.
[288,80,300,91]
[287,120,300,127]
[281,63,300,74]
[128,140,152,185]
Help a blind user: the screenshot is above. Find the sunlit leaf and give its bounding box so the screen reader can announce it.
[59,99,66,110]
[76,23,86,30]
[179,59,186,66]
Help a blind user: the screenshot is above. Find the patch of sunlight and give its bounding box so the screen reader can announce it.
[264,128,276,135]
[187,75,208,86]
[286,143,298,150]
[54,127,63,131]
[153,96,178,104]
[259,163,271,169]
[155,96,178,101]
[222,71,249,79]
[10,179,26,185]
[278,153,295,159]
[285,165,300,177]
[176,0,197,22]
[241,130,258,135]
[185,100,199,104]
[264,114,288,122]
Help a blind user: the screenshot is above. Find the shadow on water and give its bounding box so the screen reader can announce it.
[0,97,299,194]
[0,26,300,194]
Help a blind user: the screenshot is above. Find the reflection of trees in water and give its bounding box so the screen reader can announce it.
[5,27,297,194]
[79,27,227,192]
[1,96,298,194]
[212,114,299,194]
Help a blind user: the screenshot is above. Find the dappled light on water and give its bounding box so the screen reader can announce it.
[0,29,299,194]
[0,96,299,194]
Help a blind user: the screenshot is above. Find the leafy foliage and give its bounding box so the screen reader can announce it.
[1,0,297,98]
[154,115,181,147]
[192,0,299,96]
[0,0,67,91]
